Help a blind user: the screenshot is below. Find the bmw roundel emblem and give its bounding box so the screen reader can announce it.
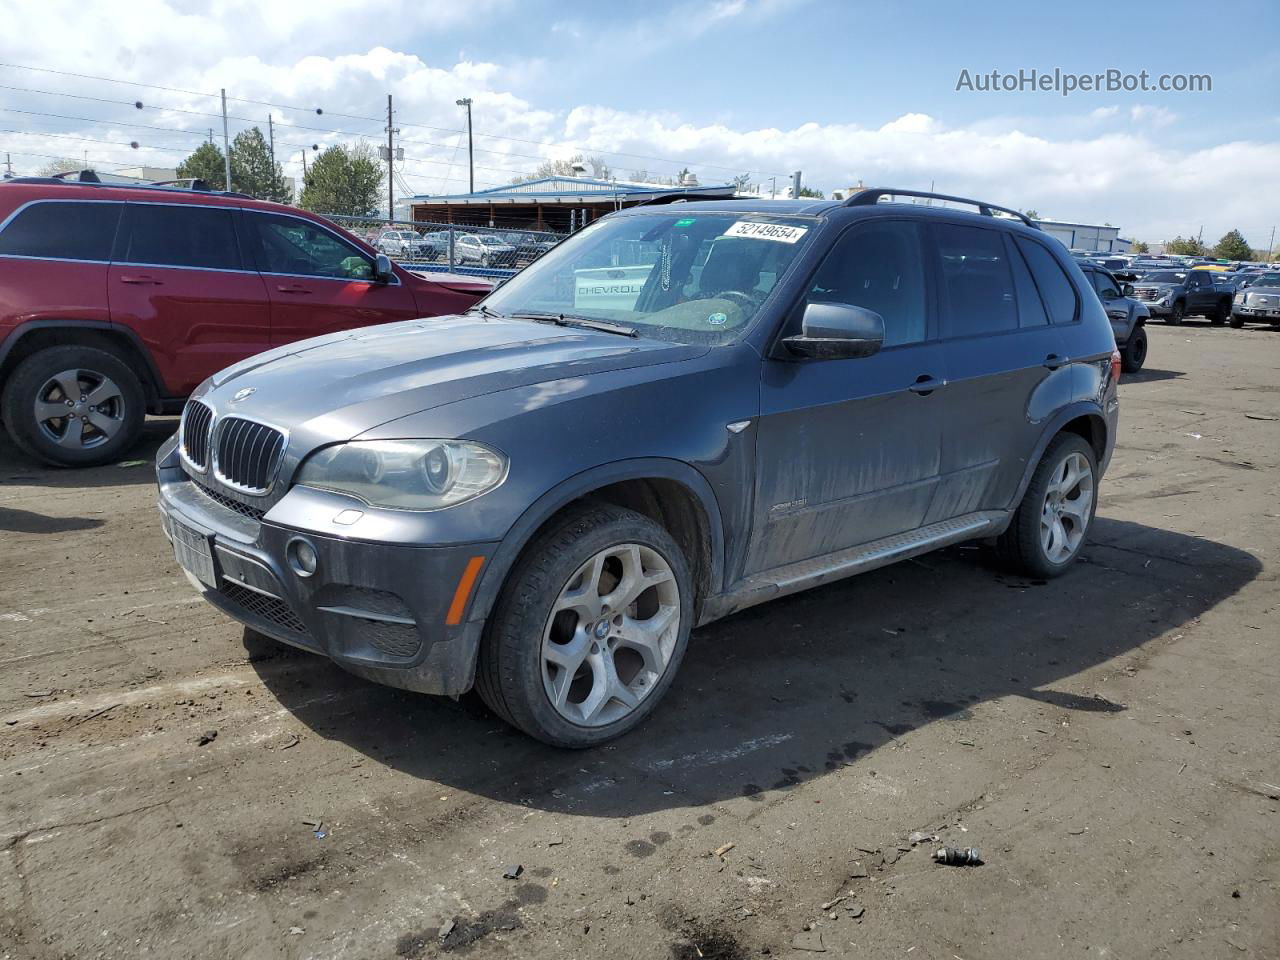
[231,387,257,403]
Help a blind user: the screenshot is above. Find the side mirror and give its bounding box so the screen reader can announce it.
[374,253,394,283]
[1121,283,1134,297]
[782,302,885,360]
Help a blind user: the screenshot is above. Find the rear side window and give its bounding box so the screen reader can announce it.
[802,220,928,347]
[1015,237,1079,324]
[123,204,242,270]
[935,223,1018,336]
[0,201,121,261]
[1004,235,1049,327]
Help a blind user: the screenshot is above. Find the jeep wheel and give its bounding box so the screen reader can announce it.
[1165,301,1184,325]
[476,505,693,747]
[1210,301,1230,326]
[996,434,1097,580]
[1229,313,1246,329]
[1,345,145,467]
[1120,326,1148,373]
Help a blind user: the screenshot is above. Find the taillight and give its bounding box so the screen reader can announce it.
[1110,348,1122,384]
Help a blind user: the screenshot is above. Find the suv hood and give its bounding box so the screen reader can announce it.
[201,314,705,442]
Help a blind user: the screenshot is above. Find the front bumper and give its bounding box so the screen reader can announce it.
[1234,304,1280,319]
[1140,300,1172,316]
[156,436,496,695]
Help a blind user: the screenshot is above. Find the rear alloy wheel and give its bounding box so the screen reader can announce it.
[1120,326,1148,373]
[476,505,693,747]
[1,345,144,467]
[1165,301,1185,325]
[996,434,1097,579]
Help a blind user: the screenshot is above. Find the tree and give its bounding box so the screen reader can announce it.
[230,127,291,202]
[518,154,612,182]
[730,172,752,193]
[176,142,227,190]
[797,186,825,199]
[298,142,383,217]
[1023,209,1040,220]
[1212,228,1252,261]
[1130,240,1149,254]
[1166,235,1207,256]
[36,158,91,177]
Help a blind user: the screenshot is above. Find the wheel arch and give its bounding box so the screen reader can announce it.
[467,458,726,628]
[1008,403,1109,511]
[0,320,170,414]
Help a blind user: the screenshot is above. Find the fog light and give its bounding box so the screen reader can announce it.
[288,538,318,577]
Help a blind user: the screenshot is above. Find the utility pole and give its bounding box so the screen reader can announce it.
[384,94,400,221]
[299,148,308,178]
[220,89,232,191]
[267,116,275,167]
[1267,225,1275,260]
[207,128,213,145]
[456,97,474,193]
[2,152,11,179]
[769,176,776,199]
[791,170,802,199]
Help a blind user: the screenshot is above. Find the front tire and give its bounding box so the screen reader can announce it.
[1230,313,1246,329]
[996,434,1098,579]
[1165,301,1185,325]
[476,505,693,748]
[1120,327,1147,373]
[1,345,145,467]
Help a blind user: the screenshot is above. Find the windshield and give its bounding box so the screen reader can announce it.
[477,235,504,245]
[1144,271,1186,283]
[1250,273,1280,286]
[481,211,816,344]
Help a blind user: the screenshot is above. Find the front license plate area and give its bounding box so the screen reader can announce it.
[172,517,218,588]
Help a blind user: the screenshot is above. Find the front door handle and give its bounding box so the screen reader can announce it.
[275,284,312,294]
[1043,354,1069,370]
[908,374,943,395]
[119,275,160,285]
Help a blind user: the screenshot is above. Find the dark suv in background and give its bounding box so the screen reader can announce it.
[0,175,489,467]
[157,188,1120,747]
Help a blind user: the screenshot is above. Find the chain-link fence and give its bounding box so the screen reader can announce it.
[320,214,565,279]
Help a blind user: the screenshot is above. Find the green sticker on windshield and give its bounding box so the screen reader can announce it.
[674,218,696,227]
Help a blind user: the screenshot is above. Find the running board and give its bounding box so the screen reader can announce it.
[698,511,1005,625]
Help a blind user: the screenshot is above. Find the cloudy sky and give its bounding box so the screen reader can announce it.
[3,0,1277,247]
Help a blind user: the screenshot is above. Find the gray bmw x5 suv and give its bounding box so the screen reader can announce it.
[157,189,1120,747]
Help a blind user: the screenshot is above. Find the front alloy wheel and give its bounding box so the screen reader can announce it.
[541,543,680,727]
[476,504,693,747]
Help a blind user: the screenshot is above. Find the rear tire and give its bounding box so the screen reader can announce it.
[1210,301,1230,326]
[476,504,693,748]
[1120,326,1147,373]
[1,345,145,467]
[996,434,1098,580]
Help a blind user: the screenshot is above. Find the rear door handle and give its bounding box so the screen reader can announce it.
[1043,354,1069,370]
[275,284,312,294]
[908,374,943,395]
[119,275,160,285]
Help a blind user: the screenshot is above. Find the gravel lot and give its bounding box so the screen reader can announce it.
[1,322,1278,960]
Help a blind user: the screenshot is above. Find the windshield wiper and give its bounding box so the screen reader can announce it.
[468,303,505,319]
[510,311,638,338]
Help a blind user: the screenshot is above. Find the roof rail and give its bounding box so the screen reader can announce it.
[845,187,1039,229]
[1,175,252,199]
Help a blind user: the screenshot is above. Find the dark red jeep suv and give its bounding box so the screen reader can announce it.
[0,176,489,466]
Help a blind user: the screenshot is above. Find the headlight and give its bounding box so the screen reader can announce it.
[296,440,507,511]
[1160,294,1172,305]
[1234,292,1244,303]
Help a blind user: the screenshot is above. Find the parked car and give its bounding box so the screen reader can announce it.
[503,231,559,264]
[1130,268,1234,325]
[454,233,518,267]
[1230,271,1280,327]
[156,188,1120,747]
[376,229,433,260]
[1081,264,1149,372]
[0,176,489,466]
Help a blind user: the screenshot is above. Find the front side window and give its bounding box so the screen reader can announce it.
[1015,236,1080,325]
[801,220,927,346]
[251,213,374,280]
[0,201,121,261]
[936,223,1018,337]
[482,211,816,344]
[123,204,241,270]
[1093,271,1120,300]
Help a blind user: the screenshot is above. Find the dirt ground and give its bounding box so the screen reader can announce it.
[2,322,1278,960]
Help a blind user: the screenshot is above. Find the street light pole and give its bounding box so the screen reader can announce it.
[456,97,474,193]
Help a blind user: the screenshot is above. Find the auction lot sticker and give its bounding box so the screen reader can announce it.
[724,221,808,243]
